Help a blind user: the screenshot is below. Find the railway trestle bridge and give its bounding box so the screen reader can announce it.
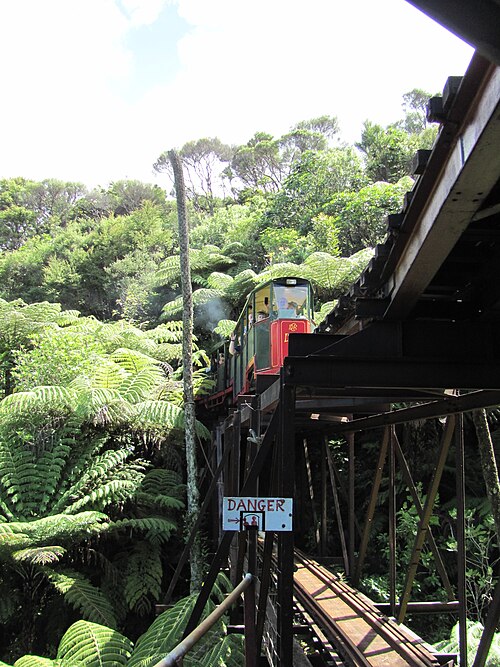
[164,26,500,667]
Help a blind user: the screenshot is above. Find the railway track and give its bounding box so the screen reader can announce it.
[293,549,448,667]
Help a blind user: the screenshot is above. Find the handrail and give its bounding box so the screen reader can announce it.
[153,573,254,667]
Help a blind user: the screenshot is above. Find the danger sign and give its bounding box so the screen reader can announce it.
[222,496,293,532]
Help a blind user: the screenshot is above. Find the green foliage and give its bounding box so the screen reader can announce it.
[445,504,499,622]
[324,178,412,255]
[45,569,118,628]
[266,147,366,235]
[56,620,133,666]
[435,621,500,667]
[10,579,244,666]
[13,658,55,667]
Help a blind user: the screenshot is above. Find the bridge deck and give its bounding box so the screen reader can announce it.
[294,552,446,667]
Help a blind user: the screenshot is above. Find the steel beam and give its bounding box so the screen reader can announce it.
[383,63,500,319]
[397,416,455,622]
[284,356,500,390]
[394,435,454,599]
[328,391,500,433]
[183,408,278,638]
[456,413,468,667]
[353,428,389,586]
[325,437,349,574]
[405,0,500,64]
[473,578,500,667]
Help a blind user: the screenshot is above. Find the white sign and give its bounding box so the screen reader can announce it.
[222,497,293,532]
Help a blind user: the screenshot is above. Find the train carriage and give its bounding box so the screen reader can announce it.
[208,277,314,407]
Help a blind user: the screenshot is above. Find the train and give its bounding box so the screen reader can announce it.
[206,277,314,408]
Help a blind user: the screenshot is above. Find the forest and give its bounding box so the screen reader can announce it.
[0,89,498,666]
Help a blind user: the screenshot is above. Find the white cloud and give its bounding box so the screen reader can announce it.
[0,0,474,188]
[120,0,172,27]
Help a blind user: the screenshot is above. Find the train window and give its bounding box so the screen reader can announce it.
[273,284,309,319]
[254,286,271,321]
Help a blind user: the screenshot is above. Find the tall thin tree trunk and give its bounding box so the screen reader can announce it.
[473,408,500,541]
[169,149,203,592]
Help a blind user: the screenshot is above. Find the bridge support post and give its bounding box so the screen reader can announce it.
[277,375,295,666]
[456,412,468,667]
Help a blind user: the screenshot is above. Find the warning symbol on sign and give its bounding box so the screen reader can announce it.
[242,512,264,530]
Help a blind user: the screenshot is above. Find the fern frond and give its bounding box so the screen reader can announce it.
[195,634,245,667]
[141,468,183,494]
[64,479,144,514]
[192,288,224,306]
[56,619,133,666]
[155,255,181,287]
[303,249,372,295]
[12,545,66,565]
[314,300,337,324]
[14,511,110,547]
[132,400,210,439]
[257,262,310,283]
[123,542,162,615]
[45,568,117,628]
[109,348,161,374]
[128,595,205,667]
[49,441,127,513]
[206,272,234,290]
[134,492,184,511]
[13,657,56,667]
[110,517,177,544]
[88,359,130,390]
[55,309,81,327]
[118,368,164,404]
[0,386,75,416]
[161,295,183,319]
[212,319,236,338]
[223,268,258,304]
[146,323,183,343]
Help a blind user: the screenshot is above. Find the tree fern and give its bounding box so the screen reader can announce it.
[110,517,177,545]
[132,400,210,440]
[303,249,372,295]
[434,620,500,667]
[212,319,236,338]
[223,268,257,304]
[128,594,206,667]
[45,568,117,628]
[8,512,109,550]
[123,542,163,615]
[56,620,133,667]
[109,348,162,374]
[206,272,234,290]
[0,386,75,416]
[12,545,66,565]
[257,262,310,283]
[314,300,337,325]
[13,658,56,667]
[190,634,244,667]
[64,478,144,514]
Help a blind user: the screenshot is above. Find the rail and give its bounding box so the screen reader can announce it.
[294,550,444,667]
[154,573,254,667]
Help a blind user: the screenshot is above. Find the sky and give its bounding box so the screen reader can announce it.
[0,0,474,189]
